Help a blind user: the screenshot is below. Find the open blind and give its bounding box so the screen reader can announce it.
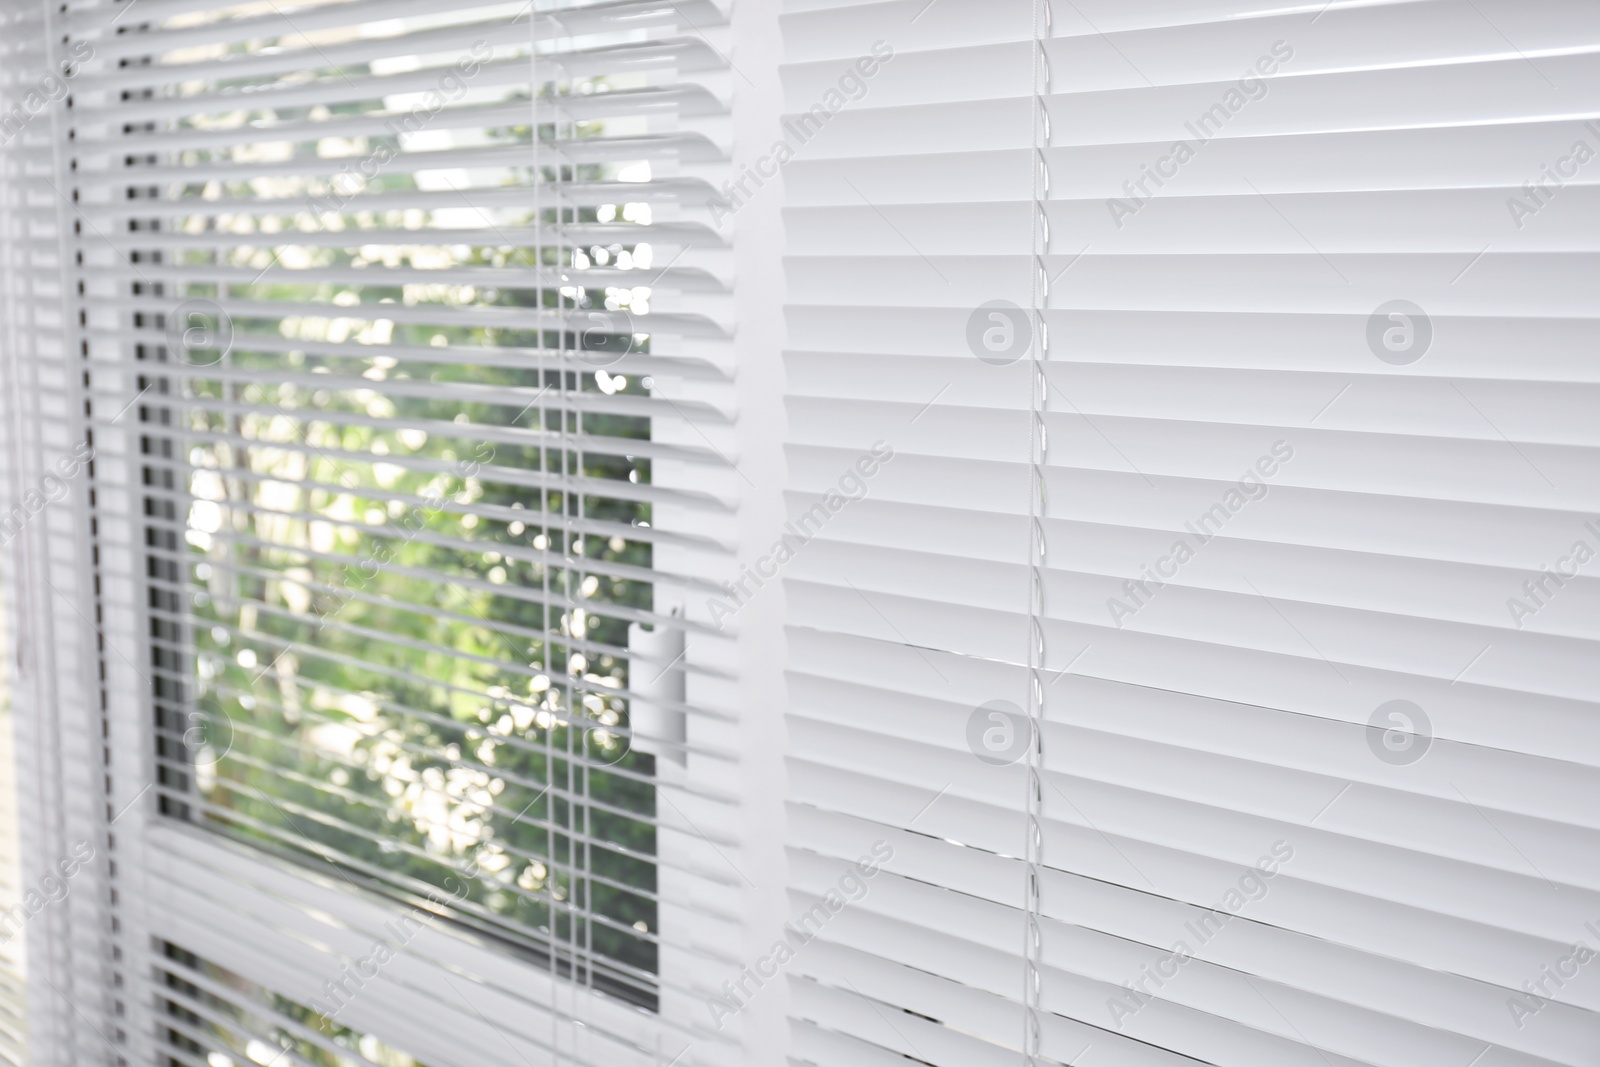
[153,941,434,1067]
[52,0,744,1061]
[782,2,1600,1066]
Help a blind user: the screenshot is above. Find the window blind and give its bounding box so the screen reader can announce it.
[781,2,1600,1066]
[0,34,22,1043]
[0,657,20,1067]
[47,0,745,1061]
[153,941,434,1067]
[0,2,124,1064]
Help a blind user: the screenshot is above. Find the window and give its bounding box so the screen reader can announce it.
[7,0,741,1061]
[3,2,1598,1066]
[113,0,704,999]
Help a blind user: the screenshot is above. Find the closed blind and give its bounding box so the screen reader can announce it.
[58,0,741,1046]
[782,2,1600,1066]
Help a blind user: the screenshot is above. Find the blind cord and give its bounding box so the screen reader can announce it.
[1024,1,1052,1064]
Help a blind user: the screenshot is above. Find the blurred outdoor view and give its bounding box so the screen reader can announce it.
[138,0,670,1012]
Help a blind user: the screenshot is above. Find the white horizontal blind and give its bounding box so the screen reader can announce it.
[52,0,745,1061]
[0,2,126,1064]
[781,2,1600,1066]
[144,822,746,1067]
[153,941,435,1067]
[0,605,20,1067]
[0,53,28,1043]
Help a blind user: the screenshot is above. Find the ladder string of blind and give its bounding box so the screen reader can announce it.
[1023,1,1051,1064]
